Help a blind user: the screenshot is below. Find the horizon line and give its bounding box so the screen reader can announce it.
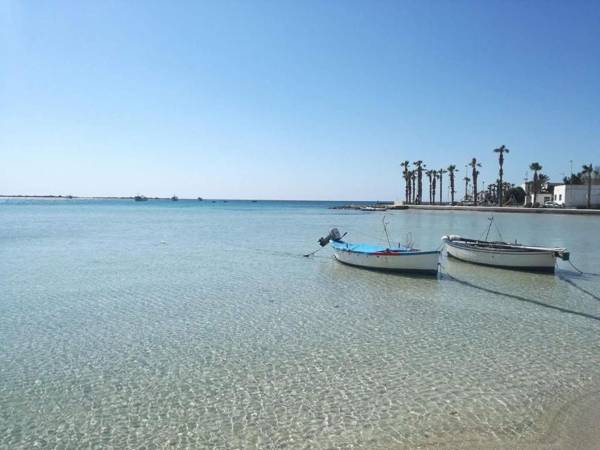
[0,194,388,203]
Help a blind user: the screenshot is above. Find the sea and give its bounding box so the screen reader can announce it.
[1,198,599,449]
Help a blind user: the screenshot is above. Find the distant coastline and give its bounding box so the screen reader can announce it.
[0,195,183,200]
[0,195,379,203]
[0,194,127,199]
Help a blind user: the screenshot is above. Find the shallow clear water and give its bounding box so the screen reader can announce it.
[1,199,599,448]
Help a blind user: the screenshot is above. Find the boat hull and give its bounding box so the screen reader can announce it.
[444,240,556,272]
[332,248,439,275]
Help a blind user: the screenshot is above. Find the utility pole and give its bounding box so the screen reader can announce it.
[569,160,573,176]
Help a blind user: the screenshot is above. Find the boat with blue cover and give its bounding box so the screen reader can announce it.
[318,229,440,275]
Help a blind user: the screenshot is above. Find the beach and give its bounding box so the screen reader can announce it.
[1,199,599,448]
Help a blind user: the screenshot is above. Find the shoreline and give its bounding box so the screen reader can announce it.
[334,203,600,216]
[404,204,600,215]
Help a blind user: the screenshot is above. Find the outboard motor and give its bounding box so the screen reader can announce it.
[318,228,342,247]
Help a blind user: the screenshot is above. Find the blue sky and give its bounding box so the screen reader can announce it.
[1,0,599,200]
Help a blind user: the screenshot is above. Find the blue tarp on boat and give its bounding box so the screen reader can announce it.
[331,240,413,254]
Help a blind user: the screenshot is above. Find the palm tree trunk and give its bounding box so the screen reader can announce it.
[473,172,478,206]
[498,163,503,206]
[429,179,432,204]
[533,171,538,205]
[417,170,422,205]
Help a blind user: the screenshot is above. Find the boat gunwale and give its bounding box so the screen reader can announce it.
[442,236,566,254]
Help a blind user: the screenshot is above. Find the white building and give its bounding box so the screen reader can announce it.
[529,192,553,205]
[521,181,559,206]
[553,184,600,208]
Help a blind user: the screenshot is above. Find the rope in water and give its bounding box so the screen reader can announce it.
[565,259,600,276]
[558,276,600,302]
[303,247,324,258]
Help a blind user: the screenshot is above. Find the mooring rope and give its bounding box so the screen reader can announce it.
[558,276,600,302]
[564,259,600,276]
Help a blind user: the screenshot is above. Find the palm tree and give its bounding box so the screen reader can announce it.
[500,181,512,204]
[493,145,509,206]
[582,163,593,208]
[426,170,434,204]
[447,165,458,205]
[529,162,543,205]
[489,182,498,204]
[463,176,470,201]
[431,170,437,205]
[438,168,447,204]
[413,160,425,204]
[411,171,417,204]
[401,161,410,204]
[469,158,482,205]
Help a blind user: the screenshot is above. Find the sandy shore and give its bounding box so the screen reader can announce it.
[532,388,600,450]
[410,388,600,449]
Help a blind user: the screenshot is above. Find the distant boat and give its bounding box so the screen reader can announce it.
[171,196,179,202]
[197,197,203,201]
[318,228,439,275]
[442,235,569,273]
[134,195,148,202]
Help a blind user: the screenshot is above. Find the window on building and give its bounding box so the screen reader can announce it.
[559,194,562,201]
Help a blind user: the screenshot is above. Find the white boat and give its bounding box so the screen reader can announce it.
[317,229,439,275]
[441,235,569,273]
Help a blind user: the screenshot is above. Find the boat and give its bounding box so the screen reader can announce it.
[134,195,148,202]
[442,235,569,272]
[171,195,179,201]
[318,228,440,275]
[198,197,203,201]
